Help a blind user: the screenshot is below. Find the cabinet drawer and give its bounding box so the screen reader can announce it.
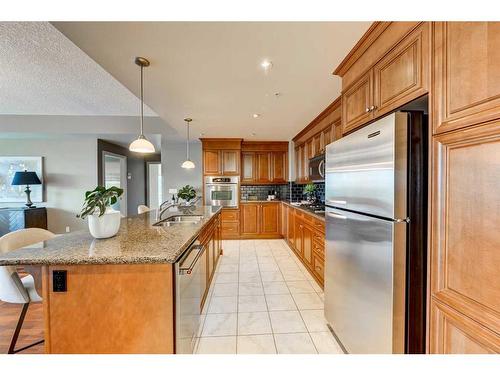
[221,209,239,222]
[313,231,324,244]
[221,221,240,234]
[313,239,324,258]
[313,219,325,233]
[312,253,325,285]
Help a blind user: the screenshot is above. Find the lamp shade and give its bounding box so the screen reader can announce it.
[181,160,195,169]
[12,171,42,186]
[129,135,155,153]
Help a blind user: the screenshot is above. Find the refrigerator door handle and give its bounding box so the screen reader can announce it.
[326,199,347,206]
[326,212,347,220]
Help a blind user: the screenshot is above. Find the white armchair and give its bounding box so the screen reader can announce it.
[0,228,55,353]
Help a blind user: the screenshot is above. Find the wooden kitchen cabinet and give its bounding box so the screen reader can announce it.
[203,149,221,175]
[301,223,314,268]
[432,22,500,134]
[372,23,429,118]
[260,202,280,235]
[221,150,240,175]
[240,202,281,238]
[201,139,243,177]
[240,142,289,185]
[241,203,260,236]
[271,151,287,183]
[255,152,271,182]
[286,204,295,246]
[342,71,373,134]
[338,22,430,135]
[282,203,325,287]
[429,119,500,353]
[241,152,256,183]
[293,97,341,183]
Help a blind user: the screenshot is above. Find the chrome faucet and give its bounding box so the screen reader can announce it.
[158,203,177,221]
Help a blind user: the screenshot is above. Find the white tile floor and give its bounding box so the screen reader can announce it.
[195,239,344,354]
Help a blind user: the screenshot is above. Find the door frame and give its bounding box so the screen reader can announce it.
[102,151,128,217]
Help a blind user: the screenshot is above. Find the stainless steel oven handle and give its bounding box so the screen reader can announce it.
[179,245,204,275]
[326,212,347,220]
[319,160,325,178]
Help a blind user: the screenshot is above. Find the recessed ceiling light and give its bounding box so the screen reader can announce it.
[251,132,256,137]
[260,59,273,70]
[252,113,260,118]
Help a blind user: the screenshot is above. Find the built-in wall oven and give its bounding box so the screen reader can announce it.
[204,176,239,208]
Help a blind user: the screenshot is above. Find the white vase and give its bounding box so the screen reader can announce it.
[88,208,121,239]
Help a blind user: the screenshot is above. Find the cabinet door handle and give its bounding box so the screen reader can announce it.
[365,107,370,113]
[370,105,377,111]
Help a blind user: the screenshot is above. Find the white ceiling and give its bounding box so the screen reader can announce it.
[53,22,370,140]
[0,22,156,116]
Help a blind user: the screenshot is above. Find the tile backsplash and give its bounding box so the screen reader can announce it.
[241,182,324,203]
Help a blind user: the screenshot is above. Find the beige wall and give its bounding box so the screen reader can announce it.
[0,138,97,234]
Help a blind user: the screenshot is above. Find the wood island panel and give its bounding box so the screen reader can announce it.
[42,263,174,354]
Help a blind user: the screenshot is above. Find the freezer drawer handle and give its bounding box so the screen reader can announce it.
[326,199,347,205]
[326,212,347,220]
[179,245,204,275]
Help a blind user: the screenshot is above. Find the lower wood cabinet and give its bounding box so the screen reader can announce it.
[200,213,223,310]
[429,119,500,353]
[282,203,325,287]
[221,208,240,239]
[240,202,281,238]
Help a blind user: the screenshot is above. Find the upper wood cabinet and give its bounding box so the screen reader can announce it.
[241,152,256,183]
[240,142,288,185]
[203,149,221,175]
[255,152,271,183]
[342,71,373,133]
[271,151,287,183]
[221,150,240,175]
[337,22,430,134]
[373,23,429,117]
[201,139,242,176]
[293,97,342,183]
[433,22,500,134]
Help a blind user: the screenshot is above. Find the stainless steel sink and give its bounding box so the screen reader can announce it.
[154,215,204,227]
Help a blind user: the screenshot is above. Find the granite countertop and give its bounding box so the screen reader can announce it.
[0,205,222,266]
[240,199,325,221]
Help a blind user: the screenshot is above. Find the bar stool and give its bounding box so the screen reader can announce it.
[0,228,55,353]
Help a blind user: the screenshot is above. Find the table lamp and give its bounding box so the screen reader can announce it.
[11,170,42,208]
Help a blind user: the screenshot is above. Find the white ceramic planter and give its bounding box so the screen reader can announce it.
[88,208,121,239]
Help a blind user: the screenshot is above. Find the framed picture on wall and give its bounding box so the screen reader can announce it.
[0,156,44,203]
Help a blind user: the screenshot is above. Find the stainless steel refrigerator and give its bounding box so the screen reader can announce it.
[324,111,427,354]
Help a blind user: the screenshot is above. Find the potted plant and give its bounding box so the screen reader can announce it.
[77,186,124,239]
[177,185,197,205]
[303,183,317,203]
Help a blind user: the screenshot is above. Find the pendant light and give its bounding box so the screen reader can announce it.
[181,118,195,169]
[129,57,155,153]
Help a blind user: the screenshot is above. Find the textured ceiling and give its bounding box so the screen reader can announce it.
[53,22,370,140]
[0,22,156,116]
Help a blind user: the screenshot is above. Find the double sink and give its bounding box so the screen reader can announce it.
[153,215,204,227]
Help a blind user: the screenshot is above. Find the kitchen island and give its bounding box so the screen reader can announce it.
[0,205,222,354]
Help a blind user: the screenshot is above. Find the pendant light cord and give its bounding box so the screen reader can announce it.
[140,65,144,136]
[186,120,190,160]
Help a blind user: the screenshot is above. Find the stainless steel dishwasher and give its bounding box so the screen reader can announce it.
[175,239,204,354]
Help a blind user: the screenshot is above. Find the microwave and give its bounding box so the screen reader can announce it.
[308,154,325,182]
